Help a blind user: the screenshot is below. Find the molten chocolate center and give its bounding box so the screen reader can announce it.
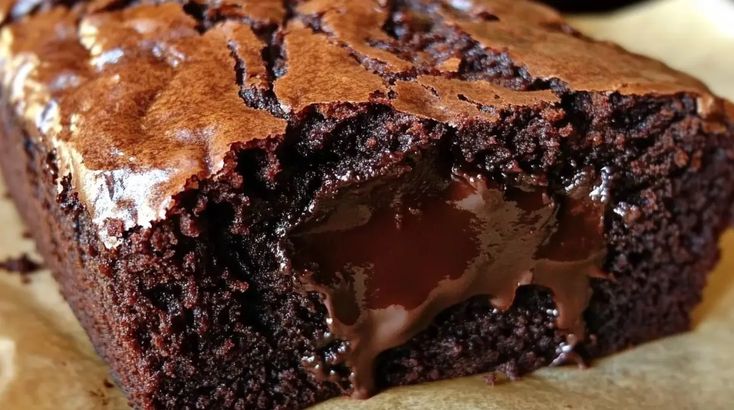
[292,171,607,397]
[299,185,480,323]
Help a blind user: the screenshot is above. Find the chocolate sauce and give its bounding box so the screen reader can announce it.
[534,172,609,335]
[292,171,607,398]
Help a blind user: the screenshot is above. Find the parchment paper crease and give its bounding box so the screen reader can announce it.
[1,0,733,408]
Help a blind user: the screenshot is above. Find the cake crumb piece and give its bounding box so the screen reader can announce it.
[483,373,498,386]
[0,253,43,283]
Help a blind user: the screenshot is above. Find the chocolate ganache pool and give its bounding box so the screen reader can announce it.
[290,167,608,397]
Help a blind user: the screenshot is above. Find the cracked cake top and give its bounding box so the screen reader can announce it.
[0,0,725,247]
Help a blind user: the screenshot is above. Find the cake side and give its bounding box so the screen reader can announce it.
[0,1,733,409]
[3,82,733,409]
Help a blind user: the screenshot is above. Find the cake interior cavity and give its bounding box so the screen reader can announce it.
[288,157,607,395]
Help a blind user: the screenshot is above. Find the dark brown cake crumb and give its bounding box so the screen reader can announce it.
[483,373,498,386]
[0,253,42,283]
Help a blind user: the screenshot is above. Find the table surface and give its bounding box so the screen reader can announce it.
[1,0,733,408]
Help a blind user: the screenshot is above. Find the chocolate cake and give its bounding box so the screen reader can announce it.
[0,0,733,409]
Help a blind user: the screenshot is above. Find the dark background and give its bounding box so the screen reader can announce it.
[541,0,645,11]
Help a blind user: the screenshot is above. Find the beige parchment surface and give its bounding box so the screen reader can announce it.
[1,0,734,408]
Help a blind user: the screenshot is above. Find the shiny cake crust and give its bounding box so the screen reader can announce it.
[0,0,733,409]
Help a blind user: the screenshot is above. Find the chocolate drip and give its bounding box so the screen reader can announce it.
[292,170,608,397]
[534,172,609,337]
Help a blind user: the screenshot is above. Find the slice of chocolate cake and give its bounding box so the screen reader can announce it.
[0,0,732,409]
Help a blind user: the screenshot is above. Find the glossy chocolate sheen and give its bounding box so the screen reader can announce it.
[0,0,719,247]
[293,167,607,396]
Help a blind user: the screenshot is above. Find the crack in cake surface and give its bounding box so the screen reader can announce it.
[0,0,718,248]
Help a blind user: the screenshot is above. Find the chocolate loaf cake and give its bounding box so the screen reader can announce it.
[1,0,733,409]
